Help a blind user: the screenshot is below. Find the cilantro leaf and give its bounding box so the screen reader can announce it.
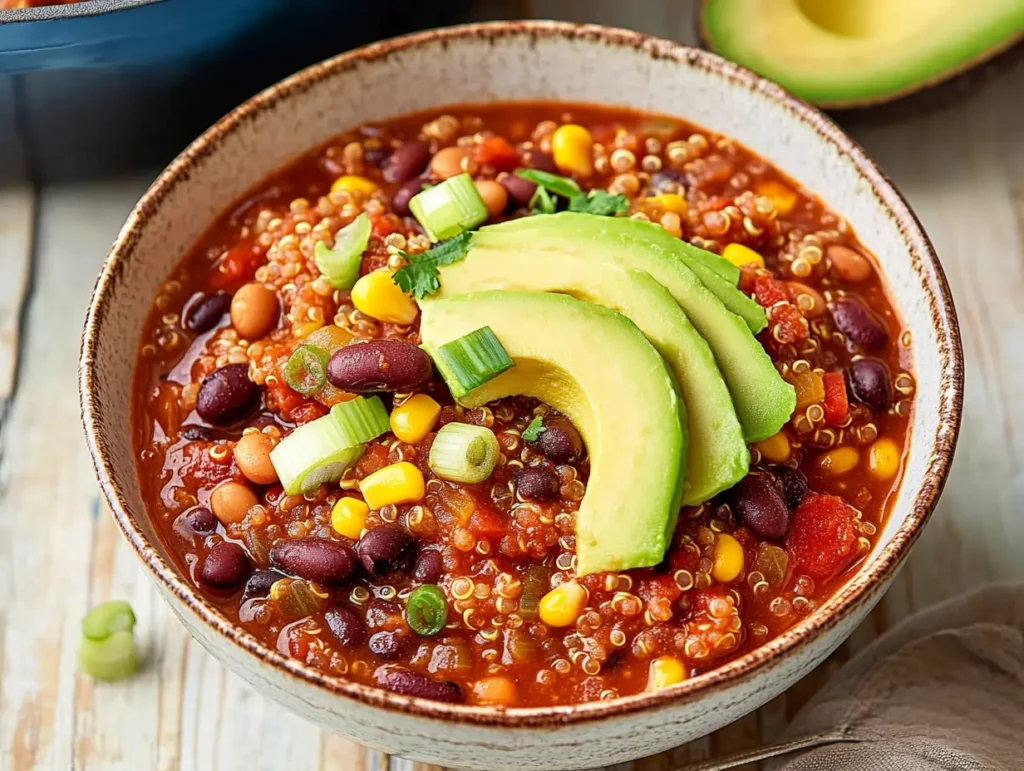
[568,189,629,216]
[392,231,473,299]
[522,415,546,442]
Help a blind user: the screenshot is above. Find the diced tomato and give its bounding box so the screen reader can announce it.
[370,213,401,239]
[770,304,810,345]
[287,629,311,661]
[211,241,265,290]
[738,264,760,294]
[753,274,790,308]
[290,401,328,425]
[822,372,849,424]
[785,494,857,581]
[637,574,682,606]
[356,444,390,476]
[469,508,507,539]
[475,136,520,173]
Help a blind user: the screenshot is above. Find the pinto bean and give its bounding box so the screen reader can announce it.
[270,537,356,585]
[326,340,432,393]
[230,282,279,341]
[828,245,871,283]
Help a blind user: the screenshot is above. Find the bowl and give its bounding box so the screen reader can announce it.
[80,21,963,770]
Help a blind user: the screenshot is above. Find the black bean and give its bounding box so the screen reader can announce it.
[182,425,214,441]
[364,147,389,167]
[391,177,427,217]
[848,358,892,412]
[356,525,415,577]
[526,415,583,463]
[501,173,538,208]
[830,298,888,350]
[731,473,789,540]
[185,506,217,534]
[777,467,809,511]
[327,340,433,393]
[383,140,431,184]
[199,541,250,588]
[196,364,259,426]
[413,549,444,584]
[514,466,560,502]
[243,569,284,601]
[325,606,367,648]
[270,537,357,585]
[369,631,412,660]
[522,148,557,173]
[376,666,463,703]
[184,291,232,334]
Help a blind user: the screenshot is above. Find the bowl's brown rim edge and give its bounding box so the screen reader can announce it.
[79,19,964,730]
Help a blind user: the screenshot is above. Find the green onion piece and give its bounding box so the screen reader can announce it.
[81,599,136,642]
[270,412,365,495]
[428,423,500,484]
[78,630,138,681]
[314,212,371,289]
[515,168,582,199]
[284,344,329,395]
[424,326,514,398]
[409,173,488,241]
[405,585,448,636]
[528,185,557,215]
[330,395,390,445]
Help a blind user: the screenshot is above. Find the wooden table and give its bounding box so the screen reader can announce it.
[2,4,1022,769]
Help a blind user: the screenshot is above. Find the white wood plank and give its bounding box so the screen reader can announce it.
[0,186,34,403]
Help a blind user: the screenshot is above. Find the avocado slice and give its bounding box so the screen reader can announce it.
[491,213,766,333]
[702,0,1024,109]
[435,245,749,505]
[472,214,795,442]
[419,290,685,575]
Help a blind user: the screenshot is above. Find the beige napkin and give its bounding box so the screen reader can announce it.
[683,582,1024,770]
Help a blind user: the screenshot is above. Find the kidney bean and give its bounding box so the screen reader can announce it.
[777,467,809,511]
[383,140,431,184]
[243,569,285,601]
[830,298,888,350]
[501,173,537,208]
[185,506,218,534]
[522,148,557,173]
[391,178,427,217]
[514,466,560,502]
[326,340,432,393]
[356,525,415,577]
[184,291,231,333]
[196,364,259,425]
[413,549,444,584]
[526,415,583,463]
[848,357,892,412]
[199,541,250,588]
[376,666,463,703]
[270,537,356,585]
[368,630,412,660]
[828,245,872,283]
[325,606,367,647]
[731,473,789,540]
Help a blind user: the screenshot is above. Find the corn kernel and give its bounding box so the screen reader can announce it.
[819,446,860,476]
[359,461,426,509]
[472,676,518,706]
[755,180,799,216]
[538,581,587,627]
[331,497,370,539]
[551,124,594,178]
[647,193,688,216]
[868,437,901,481]
[711,533,745,583]
[331,175,378,196]
[647,656,687,690]
[756,431,791,463]
[390,394,442,444]
[351,270,419,324]
[722,243,765,269]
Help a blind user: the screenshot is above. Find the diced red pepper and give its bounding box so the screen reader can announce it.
[469,508,507,539]
[356,444,390,476]
[738,264,760,294]
[770,303,809,345]
[785,494,857,581]
[475,136,520,173]
[211,241,265,290]
[370,213,401,239]
[289,401,328,425]
[822,372,849,424]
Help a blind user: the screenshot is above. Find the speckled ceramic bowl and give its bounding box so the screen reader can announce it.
[80,21,963,770]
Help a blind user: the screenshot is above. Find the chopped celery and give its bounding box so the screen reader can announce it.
[314,213,371,289]
[81,599,136,642]
[79,630,138,682]
[409,173,488,240]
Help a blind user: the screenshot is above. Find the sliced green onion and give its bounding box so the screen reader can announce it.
[270,413,365,495]
[424,326,514,398]
[409,173,488,241]
[406,585,448,636]
[284,344,329,395]
[330,395,390,445]
[82,599,136,642]
[529,185,557,215]
[79,630,138,681]
[314,212,371,289]
[515,168,582,199]
[428,423,500,484]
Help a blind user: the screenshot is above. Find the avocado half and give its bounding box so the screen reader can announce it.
[700,0,1024,109]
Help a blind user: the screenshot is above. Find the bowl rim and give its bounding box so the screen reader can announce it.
[79,19,963,728]
[0,0,157,25]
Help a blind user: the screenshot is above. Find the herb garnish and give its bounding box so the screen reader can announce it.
[522,415,546,442]
[392,231,473,299]
[515,169,629,218]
